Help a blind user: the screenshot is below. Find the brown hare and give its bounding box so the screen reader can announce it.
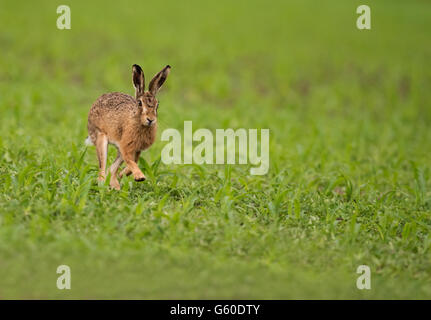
[86,64,171,190]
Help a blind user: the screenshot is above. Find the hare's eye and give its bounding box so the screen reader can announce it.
[138,100,142,107]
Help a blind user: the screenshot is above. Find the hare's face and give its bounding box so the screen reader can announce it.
[138,92,158,127]
[132,64,170,127]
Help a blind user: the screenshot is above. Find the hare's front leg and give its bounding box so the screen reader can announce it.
[121,149,146,182]
[119,151,141,179]
[95,132,108,182]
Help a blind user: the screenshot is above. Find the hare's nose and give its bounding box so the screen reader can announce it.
[147,118,154,124]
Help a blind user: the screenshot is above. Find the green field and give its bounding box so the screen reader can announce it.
[0,0,430,299]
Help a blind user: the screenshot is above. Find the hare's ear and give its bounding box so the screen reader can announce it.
[149,65,171,96]
[132,64,145,98]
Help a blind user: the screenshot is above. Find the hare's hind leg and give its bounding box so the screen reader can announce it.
[95,132,108,182]
[109,150,123,190]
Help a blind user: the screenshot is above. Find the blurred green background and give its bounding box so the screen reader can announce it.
[0,0,430,298]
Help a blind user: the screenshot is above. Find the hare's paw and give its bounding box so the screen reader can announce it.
[134,173,146,182]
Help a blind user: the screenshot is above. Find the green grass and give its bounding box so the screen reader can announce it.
[0,0,431,299]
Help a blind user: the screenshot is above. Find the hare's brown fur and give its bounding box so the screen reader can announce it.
[87,64,170,190]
